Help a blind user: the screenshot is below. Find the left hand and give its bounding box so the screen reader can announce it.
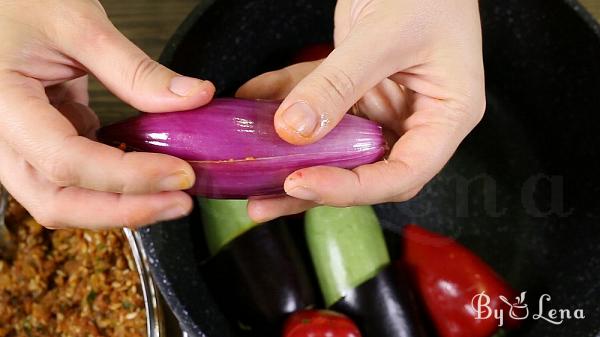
[236,0,486,222]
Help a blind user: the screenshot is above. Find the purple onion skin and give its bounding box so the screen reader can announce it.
[98,98,385,198]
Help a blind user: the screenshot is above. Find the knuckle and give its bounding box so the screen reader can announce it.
[442,96,484,131]
[43,158,77,187]
[110,153,139,193]
[84,24,114,50]
[447,88,487,128]
[313,64,356,104]
[466,98,486,128]
[119,206,155,228]
[51,1,111,44]
[128,56,161,93]
[474,95,487,123]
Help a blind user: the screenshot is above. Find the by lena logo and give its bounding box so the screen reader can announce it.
[471,291,585,326]
[499,291,529,321]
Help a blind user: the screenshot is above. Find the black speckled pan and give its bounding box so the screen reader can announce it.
[138,0,600,336]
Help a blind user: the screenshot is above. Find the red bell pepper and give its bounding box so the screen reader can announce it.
[400,224,521,337]
[283,310,362,337]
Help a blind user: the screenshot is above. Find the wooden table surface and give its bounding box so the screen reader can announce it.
[583,0,600,17]
[93,0,600,124]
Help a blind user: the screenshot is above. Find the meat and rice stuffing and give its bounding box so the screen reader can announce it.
[0,199,146,337]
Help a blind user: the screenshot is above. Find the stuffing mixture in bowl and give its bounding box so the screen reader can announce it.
[0,199,146,337]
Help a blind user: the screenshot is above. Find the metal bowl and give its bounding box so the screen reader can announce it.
[123,228,165,337]
[124,228,187,336]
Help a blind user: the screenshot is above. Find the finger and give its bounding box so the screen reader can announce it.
[356,79,410,133]
[247,196,316,223]
[46,76,89,106]
[284,107,468,205]
[39,188,192,229]
[284,164,424,206]
[0,141,192,229]
[332,0,352,45]
[0,73,194,193]
[235,60,321,100]
[273,21,416,145]
[57,13,214,112]
[56,102,100,139]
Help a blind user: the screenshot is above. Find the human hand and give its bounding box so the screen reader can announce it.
[0,0,215,229]
[237,0,485,221]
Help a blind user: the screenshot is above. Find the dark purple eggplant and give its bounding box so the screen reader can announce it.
[331,265,428,337]
[201,219,316,336]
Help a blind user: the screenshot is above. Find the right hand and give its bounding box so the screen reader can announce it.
[0,0,215,229]
[237,0,485,222]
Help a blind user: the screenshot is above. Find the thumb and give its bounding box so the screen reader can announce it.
[63,16,214,113]
[274,31,391,145]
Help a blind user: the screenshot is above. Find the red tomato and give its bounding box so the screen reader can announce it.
[292,43,334,63]
[283,310,362,337]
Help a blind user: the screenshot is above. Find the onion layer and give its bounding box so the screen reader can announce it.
[98,98,385,198]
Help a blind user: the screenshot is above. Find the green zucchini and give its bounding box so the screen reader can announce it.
[199,198,258,255]
[305,205,390,306]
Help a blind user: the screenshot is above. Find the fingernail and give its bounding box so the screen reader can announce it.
[281,101,319,137]
[287,186,320,202]
[155,203,189,222]
[169,76,204,97]
[158,170,194,191]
